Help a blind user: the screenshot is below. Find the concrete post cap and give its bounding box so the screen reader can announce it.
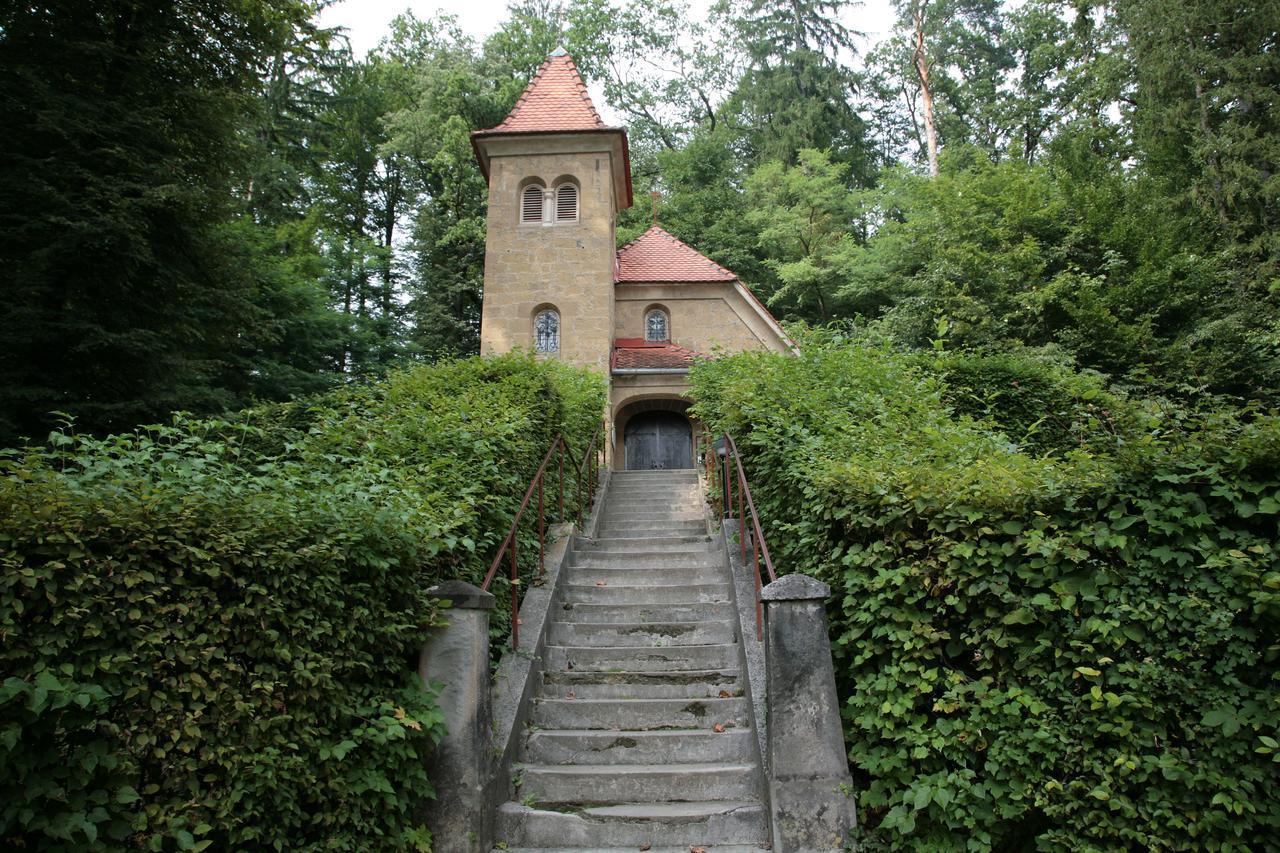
[760,573,830,601]
[426,579,496,610]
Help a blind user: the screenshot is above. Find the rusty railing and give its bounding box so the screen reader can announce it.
[480,421,605,649]
[703,432,778,640]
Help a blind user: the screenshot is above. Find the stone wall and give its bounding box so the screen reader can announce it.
[614,282,791,356]
[478,135,621,373]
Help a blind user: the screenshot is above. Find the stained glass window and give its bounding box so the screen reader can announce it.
[645,309,668,342]
[535,309,559,353]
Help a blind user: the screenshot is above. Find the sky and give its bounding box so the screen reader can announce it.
[318,0,902,60]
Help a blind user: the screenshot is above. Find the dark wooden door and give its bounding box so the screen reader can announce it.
[624,412,693,470]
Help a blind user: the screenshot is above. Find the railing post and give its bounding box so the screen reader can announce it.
[537,476,545,577]
[736,470,747,563]
[761,574,858,850]
[419,580,496,851]
[724,451,734,523]
[557,443,565,522]
[509,541,519,649]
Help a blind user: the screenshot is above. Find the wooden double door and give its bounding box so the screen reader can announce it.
[624,411,693,470]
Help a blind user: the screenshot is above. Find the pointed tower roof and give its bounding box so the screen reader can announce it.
[485,50,606,134]
[472,51,633,208]
[615,226,739,283]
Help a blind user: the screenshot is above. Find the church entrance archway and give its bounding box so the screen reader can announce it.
[623,411,693,470]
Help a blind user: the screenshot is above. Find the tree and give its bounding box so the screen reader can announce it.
[0,0,322,443]
[746,149,862,321]
[720,0,876,182]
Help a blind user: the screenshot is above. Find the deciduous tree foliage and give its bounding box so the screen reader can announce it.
[0,353,605,850]
[0,0,324,442]
[692,337,1280,849]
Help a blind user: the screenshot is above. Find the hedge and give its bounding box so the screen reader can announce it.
[690,339,1280,850]
[0,353,606,851]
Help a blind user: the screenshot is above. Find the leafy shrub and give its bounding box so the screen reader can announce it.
[691,341,1280,850]
[0,353,605,851]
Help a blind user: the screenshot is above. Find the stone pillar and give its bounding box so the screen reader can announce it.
[761,574,857,851]
[419,580,495,852]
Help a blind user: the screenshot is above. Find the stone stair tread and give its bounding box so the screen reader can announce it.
[545,668,741,683]
[494,800,768,847]
[577,799,762,819]
[518,762,760,804]
[522,761,755,774]
[497,470,771,849]
[494,840,762,845]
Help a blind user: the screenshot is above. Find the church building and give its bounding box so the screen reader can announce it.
[471,49,793,469]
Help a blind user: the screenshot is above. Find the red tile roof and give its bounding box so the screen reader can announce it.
[615,226,739,283]
[483,50,606,134]
[611,338,706,371]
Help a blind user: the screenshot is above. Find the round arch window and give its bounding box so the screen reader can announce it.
[645,308,669,342]
[534,308,560,353]
[521,183,545,223]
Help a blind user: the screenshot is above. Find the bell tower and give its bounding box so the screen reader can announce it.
[472,49,633,371]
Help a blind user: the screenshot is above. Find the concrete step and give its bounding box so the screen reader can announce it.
[531,696,750,730]
[601,509,706,523]
[566,567,725,587]
[572,551,721,569]
[607,476,700,486]
[604,489,706,502]
[518,763,758,805]
[543,643,741,673]
[603,495,703,506]
[560,582,730,605]
[596,521,708,536]
[610,470,699,479]
[548,620,736,648]
[579,535,716,552]
[541,669,742,700]
[556,600,733,624]
[494,801,769,847]
[494,840,762,845]
[523,727,753,765]
[604,495,704,506]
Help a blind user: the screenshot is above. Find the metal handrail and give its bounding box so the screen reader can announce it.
[704,431,777,640]
[480,422,605,649]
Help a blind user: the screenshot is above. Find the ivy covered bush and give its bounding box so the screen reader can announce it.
[691,339,1280,850]
[0,353,605,851]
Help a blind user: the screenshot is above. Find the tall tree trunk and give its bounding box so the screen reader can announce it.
[913,3,940,177]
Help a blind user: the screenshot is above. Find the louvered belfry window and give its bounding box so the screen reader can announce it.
[556,183,578,221]
[521,184,544,223]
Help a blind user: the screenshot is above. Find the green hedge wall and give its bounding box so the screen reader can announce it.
[691,341,1280,851]
[0,353,606,851]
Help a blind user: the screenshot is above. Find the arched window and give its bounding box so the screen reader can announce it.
[521,183,544,223]
[534,308,560,353]
[645,308,669,342]
[555,182,578,221]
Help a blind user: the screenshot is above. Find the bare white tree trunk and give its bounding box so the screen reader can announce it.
[913,3,940,177]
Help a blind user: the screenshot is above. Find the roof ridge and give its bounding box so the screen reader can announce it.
[615,225,739,283]
[615,224,663,255]
[491,52,605,133]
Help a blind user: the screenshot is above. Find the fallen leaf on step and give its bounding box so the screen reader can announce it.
[595,581,607,587]
[690,847,707,853]
[718,690,732,698]
[565,692,576,700]
[713,723,725,733]
[639,845,651,851]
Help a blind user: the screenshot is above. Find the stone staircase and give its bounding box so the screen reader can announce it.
[493,469,771,850]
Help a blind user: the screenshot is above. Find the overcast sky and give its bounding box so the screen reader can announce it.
[318,0,901,61]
